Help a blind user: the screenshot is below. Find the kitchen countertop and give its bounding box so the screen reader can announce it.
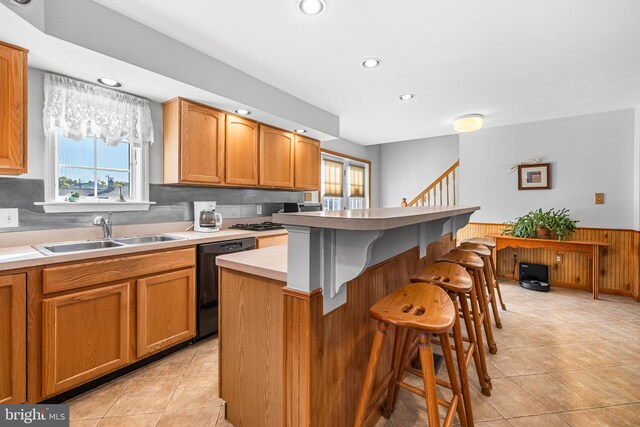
[0,228,287,272]
[216,245,287,282]
[273,205,480,230]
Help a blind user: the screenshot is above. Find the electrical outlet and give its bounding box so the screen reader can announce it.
[594,193,604,204]
[256,205,262,215]
[555,253,563,264]
[0,208,19,228]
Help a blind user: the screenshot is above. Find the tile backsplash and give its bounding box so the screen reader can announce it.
[0,178,303,233]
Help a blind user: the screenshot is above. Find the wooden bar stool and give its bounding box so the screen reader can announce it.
[354,284,467,427]
[462,237,507,310]
[409,263,480,423]
[438,250,498,358]
[457,242,503,329]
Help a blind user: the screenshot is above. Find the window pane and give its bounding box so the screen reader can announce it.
[58,167,96,198]
[97,140,130,170]
[323,196,342,211]
[58,134,95,167]
[349,165,365,197]
[97,170,130,198]
[323,160,343,197]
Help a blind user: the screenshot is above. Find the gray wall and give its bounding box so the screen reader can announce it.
[379,135,459,207]
[321,139,381,208]
[459,109,635,228]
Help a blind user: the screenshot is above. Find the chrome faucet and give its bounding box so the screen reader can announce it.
[93,212,113,239]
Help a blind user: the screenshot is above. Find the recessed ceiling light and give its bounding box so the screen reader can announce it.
[10,0,32,5]
[298,0,326,16]
[235,109,251,116]
[97,78,122,88]
[454,114,484,132]
[399,93,415,101]
[294,129,307,133]
[361,58,381,69]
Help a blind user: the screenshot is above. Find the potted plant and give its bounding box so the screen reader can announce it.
[502,208,578,241]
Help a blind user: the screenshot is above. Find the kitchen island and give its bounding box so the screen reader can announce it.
[216,206,479,427]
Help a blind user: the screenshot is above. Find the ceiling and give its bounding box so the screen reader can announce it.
[91,0,640,145]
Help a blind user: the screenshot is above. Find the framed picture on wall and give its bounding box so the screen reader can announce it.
[518,163,551,190]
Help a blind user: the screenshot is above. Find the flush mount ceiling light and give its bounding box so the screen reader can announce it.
[399,93,415,101]
[361,58,381,69]
[234,109,251,116]
[454,114,484,132]
[96,77,123,88]
[294,129,307,133]
[10,0,32,5]
[298,0,326,16]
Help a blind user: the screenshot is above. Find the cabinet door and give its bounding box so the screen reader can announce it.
[0,274,26,403]
[256,234,288,249]
[42,283,130,397]
[137,268,196,358]
[226,115,259,185]
[294,135,320,190]
[0,42,28,175]
[180,100,225,184]
[259,125,294,188]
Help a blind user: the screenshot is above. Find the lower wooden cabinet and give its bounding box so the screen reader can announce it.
[137,268,196,358]
[256,234,288,249]
[42,282,131,396]
[0,273,26,403]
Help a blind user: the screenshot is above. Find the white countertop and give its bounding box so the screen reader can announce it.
[273,205,480,230]
[216,245,287,282]
[0,228,287,272]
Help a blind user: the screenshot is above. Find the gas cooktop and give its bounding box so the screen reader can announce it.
[229,222,285,232]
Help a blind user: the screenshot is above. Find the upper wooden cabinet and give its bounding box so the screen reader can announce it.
[294,135,320,190]
[0,273,26,404]
[0,41,28,175]
[163,98,225,184]
[226,114,259,186]
[259,125,295,188]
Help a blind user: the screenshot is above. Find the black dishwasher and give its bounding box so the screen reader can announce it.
[197,238,256,339]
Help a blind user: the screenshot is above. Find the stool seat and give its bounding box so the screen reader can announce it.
[438,250,484,270]
[410,263,472,294]
[462,237,496,249]
[370,284,456,333]
[457,242,492,257]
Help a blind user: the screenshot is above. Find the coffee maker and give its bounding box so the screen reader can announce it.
[193,201,223,232]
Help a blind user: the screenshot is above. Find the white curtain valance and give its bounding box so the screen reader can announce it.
[43,73,154,147]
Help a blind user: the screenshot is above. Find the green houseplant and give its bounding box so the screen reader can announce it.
[502,208,578,240]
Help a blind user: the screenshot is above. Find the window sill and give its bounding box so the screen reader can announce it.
[35,201,155,213]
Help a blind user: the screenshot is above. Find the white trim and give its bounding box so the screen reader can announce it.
[35,201,155,213]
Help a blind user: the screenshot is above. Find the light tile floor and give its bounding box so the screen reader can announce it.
[67,281,640,426]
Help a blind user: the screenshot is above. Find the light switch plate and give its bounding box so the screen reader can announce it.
[594,193,604,204]
[0,208,19,228]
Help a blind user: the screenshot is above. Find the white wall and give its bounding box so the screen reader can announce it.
[634,106,640,230]
[321,139,381,208]
[379,135,459,207]
[459,109,635,228]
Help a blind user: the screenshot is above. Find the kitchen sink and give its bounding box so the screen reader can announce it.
[114,235,184,245]
[33,234,186,256]
[34,240,126,255]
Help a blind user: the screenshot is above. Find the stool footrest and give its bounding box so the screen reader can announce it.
[365,370,395,417]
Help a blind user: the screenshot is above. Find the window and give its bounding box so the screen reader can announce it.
[39,73,154,212]
[55,131,142,202]
[321,152,370,211]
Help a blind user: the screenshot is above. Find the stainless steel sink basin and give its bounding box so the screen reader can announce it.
[33,234,186,256]
[114,235,184,245]
[34,240,126,255]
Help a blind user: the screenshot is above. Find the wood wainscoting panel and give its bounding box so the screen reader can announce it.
[283,247,420,427]
[219,268,284,427]
[457,223,638,298]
